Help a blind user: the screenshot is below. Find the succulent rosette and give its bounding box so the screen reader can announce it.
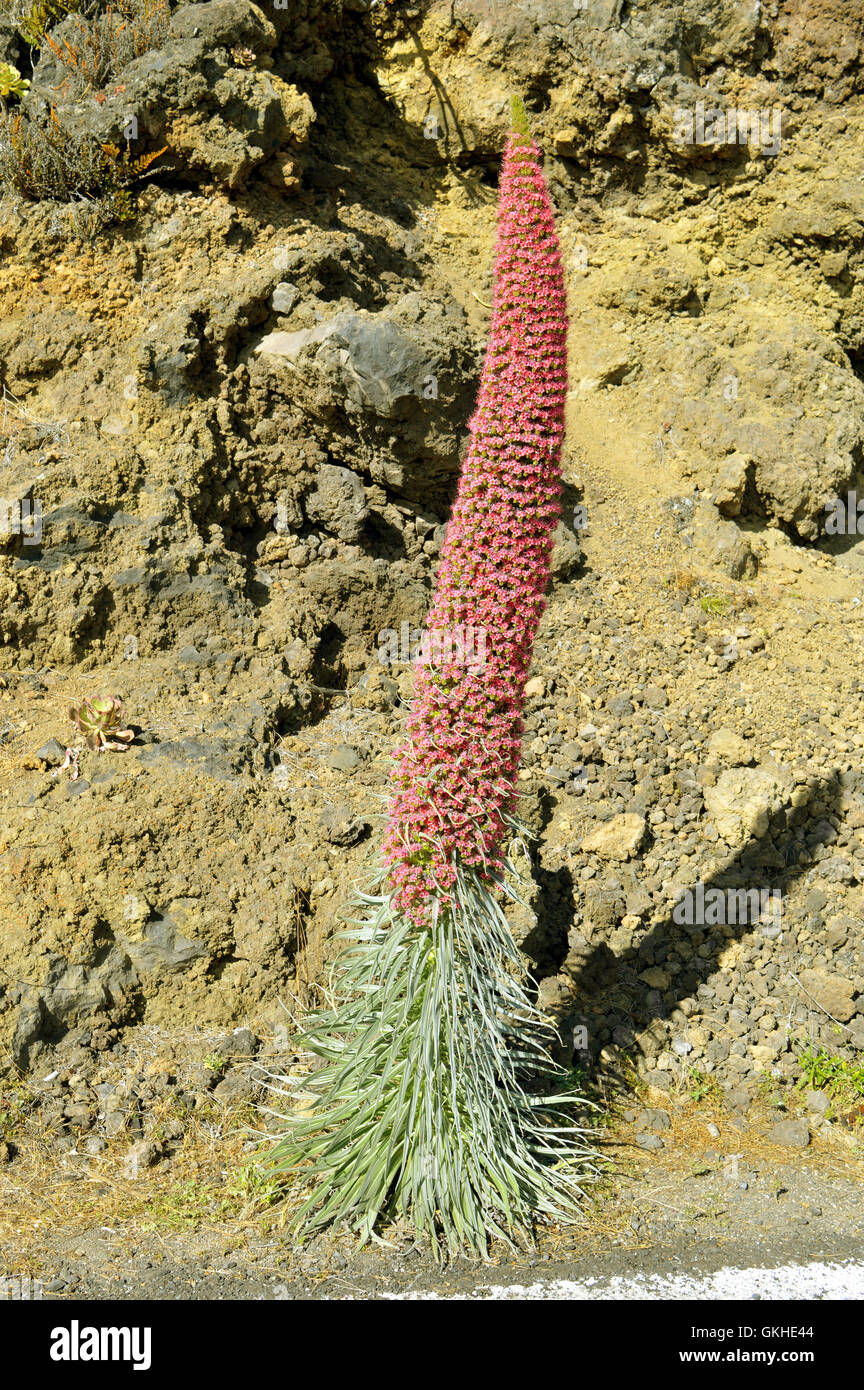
[68,696,135,751]
[0,63,30,101]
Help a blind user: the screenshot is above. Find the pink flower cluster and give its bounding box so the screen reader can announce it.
[383,128,569,921]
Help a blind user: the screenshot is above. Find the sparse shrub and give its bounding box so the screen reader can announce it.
[667,568,698,596]
[41,0,170,92]
[0,386,68,467]
[0,105,166,231]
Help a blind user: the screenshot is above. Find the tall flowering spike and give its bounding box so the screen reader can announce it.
[383,108,568,920]
[262,103,595,1260]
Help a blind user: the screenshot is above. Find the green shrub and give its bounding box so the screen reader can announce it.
[0,104,166,232]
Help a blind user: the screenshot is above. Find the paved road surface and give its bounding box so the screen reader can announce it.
[380,1259,864,1299]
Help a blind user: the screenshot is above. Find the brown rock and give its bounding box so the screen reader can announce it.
[797,969,857,1023]
[582,813,647,861]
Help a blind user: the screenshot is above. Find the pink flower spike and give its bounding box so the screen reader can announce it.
[383,110,568,917]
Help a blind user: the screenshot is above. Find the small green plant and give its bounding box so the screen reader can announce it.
[619,1054,648,1096]
[0,1076,35,1138]
[220,1162,282,1215]
[67,694,134,750]
[559,1067,616,1130]
[138,1179,220,1233]
[0,62,30,100]
[753,1071,786,1107]
[14,0,78,48]
[797,1045,864,1117]
[203,1053,227,1077]
[687,1067,723,1104]
[699,593,730,616]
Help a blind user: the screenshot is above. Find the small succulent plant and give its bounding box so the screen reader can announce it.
[67,695,134,751]
[0,63,30,101]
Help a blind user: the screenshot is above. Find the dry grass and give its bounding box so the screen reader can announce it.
[0,1041,279,1279]
[0,386,69,459]
[0,1040,862,1281]
[0,1138,255,1277]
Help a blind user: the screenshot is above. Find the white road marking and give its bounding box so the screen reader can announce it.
[381,1260,864,1300]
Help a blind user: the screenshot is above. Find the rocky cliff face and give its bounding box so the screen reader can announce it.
[0,0,863,1118]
